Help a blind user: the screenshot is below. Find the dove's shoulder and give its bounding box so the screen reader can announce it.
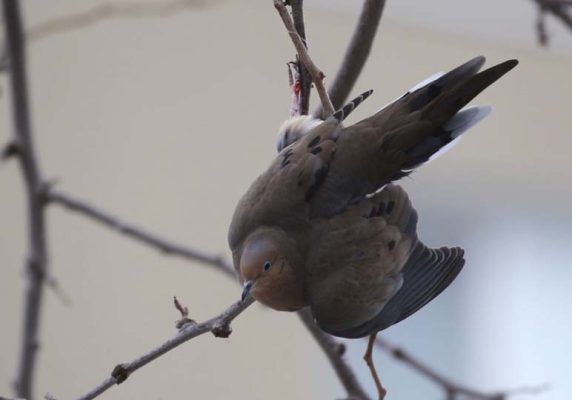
[228,121,339,252]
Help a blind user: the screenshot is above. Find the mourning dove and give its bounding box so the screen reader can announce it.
[229,56,516,340]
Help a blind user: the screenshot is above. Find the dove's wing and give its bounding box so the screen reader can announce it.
[306,185,417,332]
[328,243,465,338]
[307,185,465,338]
[310,57,518,218]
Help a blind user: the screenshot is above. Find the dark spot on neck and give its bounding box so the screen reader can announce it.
[388,240,396,250]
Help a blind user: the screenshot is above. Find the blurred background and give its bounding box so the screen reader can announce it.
[0,0,571,399]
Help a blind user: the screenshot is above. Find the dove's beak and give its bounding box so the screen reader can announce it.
[241,280,253,302]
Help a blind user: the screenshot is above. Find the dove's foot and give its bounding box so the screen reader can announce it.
[363,332,387,400]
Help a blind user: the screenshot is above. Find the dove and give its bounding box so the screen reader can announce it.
[228,56,517,398]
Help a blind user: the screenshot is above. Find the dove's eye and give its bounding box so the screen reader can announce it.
[263,261,272,271]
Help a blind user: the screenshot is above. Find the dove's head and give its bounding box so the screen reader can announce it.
[239,228,306,311]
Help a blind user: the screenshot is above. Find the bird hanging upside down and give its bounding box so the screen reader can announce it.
[228,56,517,398]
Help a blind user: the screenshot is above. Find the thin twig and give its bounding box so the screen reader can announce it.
[27,0,212,43]
[315,0,386,117]
[532,0,572,45]
[536,5,549,46]
[273,0,335,117]
[298,310,371,400]
[0,0,217,72]
[74,297,255,400]
[288,0,312,115]
[375,338,549,400]
[2,1,49,398]
[47,188,236,280]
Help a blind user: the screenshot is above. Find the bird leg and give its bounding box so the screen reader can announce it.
[363,332,386,400]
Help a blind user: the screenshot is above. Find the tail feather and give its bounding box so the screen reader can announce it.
[407,56,486,113]
[424,59,518,122]
[403,105,492,170]
[328,89,373,124]
[308,57,517,219]
[390,59,517,175]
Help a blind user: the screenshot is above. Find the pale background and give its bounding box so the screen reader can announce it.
[1,0,571,399]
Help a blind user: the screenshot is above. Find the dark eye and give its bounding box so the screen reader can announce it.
[263,261,272,271]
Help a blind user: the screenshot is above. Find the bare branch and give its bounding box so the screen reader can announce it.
[2,1,50,398]
[298,310,371,400]
[288,0,312,115]
[74,297,254,400]
[532,0,572,45]
[47,188,236,280]
[0,0,218,72]
[48,185,372,399]
[45,274,73,307]
[536,5,549,46]
[315,0,386,117]
[27,0,214,43]
[273,0,335,117]
[376,338,549,400]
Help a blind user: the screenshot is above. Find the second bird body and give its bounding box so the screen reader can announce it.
[229,56,517,338]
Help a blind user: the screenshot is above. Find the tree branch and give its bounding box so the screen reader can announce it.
[273,0,335,117]
[27,0,212,43]
[532,0,572,45]
[47,188,236,279]
[375,338,549,400]
[74,297,255,400]
[47,186,371,399]
[299,310,371,400]
[288,0,312,115]
[0,0,219,72]
[315,0,386,117]
[2,1,49,398]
